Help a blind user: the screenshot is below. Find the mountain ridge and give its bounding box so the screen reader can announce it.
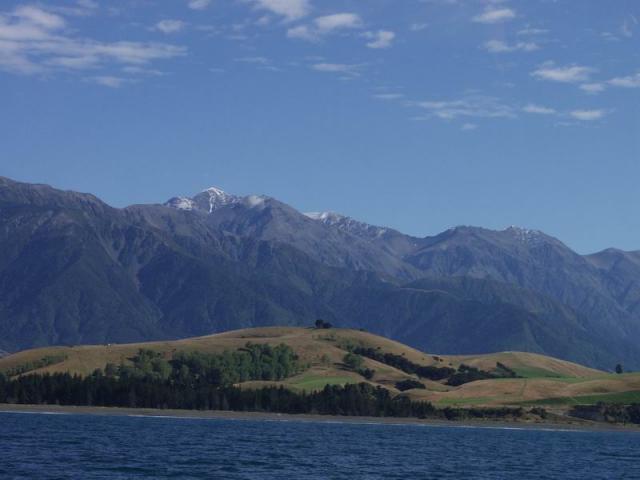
[1,176,639,370]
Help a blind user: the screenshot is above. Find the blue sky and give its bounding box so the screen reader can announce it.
[1,0,638,253]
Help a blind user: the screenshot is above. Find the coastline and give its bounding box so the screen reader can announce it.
[1,403,638,433]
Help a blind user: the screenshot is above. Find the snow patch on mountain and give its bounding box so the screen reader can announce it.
[503,226,546,245]
[305,211,389,238]
[166,196,196,211]
[244,195,267,208]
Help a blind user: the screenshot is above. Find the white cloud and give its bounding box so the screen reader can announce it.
[483,39,538,53]
[233,56,280,71]
[47,55,99,69]
[88,75,129,88]
[522,103,556,115]
[311,62,361,75]
[122,65,164,76]
[314,13,362,33]
[155,20,186,34]
[255,15,271,26]
[472,8,515,24]
[14,5,65,30]
[77,0,99,9]
[410,23,428,32]
[363,30,395,49]
[579,83,605,94]
[608,72,640,88]
[415,95,515,120]
[286,25,317,41]
[48,1,99,17]
[250,0,310,21]
[517,27,548,36]
[0,5,185,79]
[288,13,363,43]
[188,0,211,10]
[532,63,594,83]
[461,123,477,131]
[569,109,606,121]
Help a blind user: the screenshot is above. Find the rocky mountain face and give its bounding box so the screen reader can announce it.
[1,176,639,370]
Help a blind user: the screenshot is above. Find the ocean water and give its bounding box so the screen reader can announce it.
[0,412,639,479]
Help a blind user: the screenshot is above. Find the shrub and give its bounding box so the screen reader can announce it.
[395,379,426,391]
[358,368,375,380]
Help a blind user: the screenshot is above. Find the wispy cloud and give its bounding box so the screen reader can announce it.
[154,20,186,34]
[249,0,310,21]
[483,39,538,53]
[410,23,428,32]
[363,30,395,49]
[286,25,316,41]
[15,5,65,29]
[517,27,548,36]
[579,83,605,94]
[234,56,281,71]
[569,109,607,121]
[608,72,640,88]
[287,13,362,42]
[311,62,362,76]
[315,13,362,32]
[48,0,99,18]
[523,103,610,122]
[0,5,185,80]
[472,8,515,24]
[461,123,477,131]
[414,95,515,120]
[87,75,130,88]
[187,0,211,10]
[522,103,556,115]
[532,63,594,83]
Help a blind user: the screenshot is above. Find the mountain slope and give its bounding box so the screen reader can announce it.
[586,248,640,318]
[1,176,639,370]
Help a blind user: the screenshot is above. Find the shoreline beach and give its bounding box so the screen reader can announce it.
[2,403,638,433]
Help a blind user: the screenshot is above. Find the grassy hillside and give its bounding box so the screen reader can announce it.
[1,327,636,409]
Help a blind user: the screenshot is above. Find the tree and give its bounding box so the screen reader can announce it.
[343,353,364,370]
[104,363,118,377]
[359,368,375,380]
[615,363,624,374]
[314,319,334,329]
[395,379,426,392]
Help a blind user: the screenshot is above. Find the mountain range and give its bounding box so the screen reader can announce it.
[1,176,639,370]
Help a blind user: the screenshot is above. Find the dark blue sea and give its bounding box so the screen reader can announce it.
[1,412,639,479]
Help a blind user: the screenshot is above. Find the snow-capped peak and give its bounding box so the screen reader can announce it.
[165,185,241,213]
[198,186,239,213]
[202,186,227,197]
